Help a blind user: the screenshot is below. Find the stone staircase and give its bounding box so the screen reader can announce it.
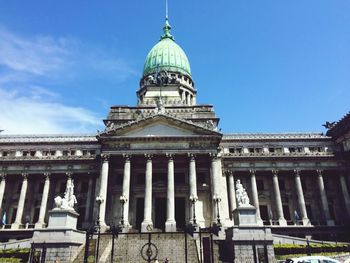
[73,235,111,263]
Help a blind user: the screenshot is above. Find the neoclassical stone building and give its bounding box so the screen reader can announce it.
[0,16,349,243]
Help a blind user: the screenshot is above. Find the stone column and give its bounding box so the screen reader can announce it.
[294,169,309,225]
[121,154,131,227]
[165,154,176,232]
[317,170,334,225]
[12,173,28,229]
[0,173,6,213]
[250,169,263,225]
[226,170,236,220]
[141,154,153,232]
[35,173,50,228]
[99,154,110,228]
[188,153,198,224]
[272,170,287,226]
[339,174,350,219]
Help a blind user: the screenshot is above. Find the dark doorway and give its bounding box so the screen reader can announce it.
[155,198,166,231]
[283,205,291,223]
[175,197,186,230]
[136,198,144,231]
[259,205,269,225]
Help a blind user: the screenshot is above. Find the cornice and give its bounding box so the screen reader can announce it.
[222,133,331,141]
[0,134,97,144]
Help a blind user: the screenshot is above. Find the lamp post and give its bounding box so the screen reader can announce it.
[189,195,198,226]
[213,194,222,227]
[119,195,127,226]
[95,195,104,263]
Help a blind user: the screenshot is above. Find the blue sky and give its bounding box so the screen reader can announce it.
[0,0,349,134]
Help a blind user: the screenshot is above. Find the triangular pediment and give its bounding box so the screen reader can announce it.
[123,122,195,137]
[99,114,221,138]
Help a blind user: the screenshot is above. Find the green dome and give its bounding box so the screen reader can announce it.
[143,19,191,77]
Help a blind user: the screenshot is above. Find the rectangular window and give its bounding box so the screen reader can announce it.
[255,148,263,153]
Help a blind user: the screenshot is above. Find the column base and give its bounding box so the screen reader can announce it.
[141,220,153,232]
[119,221,131,233]
[11,222,21,230]
[302,218,311,226]
[34,222,46,229]
[257,218,264,226]
[99,222,109,233]
[165,220,176,232]
[278,218,287,226]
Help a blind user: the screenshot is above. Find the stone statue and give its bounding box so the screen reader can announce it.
[54,179,77,210]
[235,179,250,207]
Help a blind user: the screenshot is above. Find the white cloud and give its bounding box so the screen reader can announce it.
[0,27,69,75]
[0,26,138,134]
[0,87,102,134]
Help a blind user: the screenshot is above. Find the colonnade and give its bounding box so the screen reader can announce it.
[226,169,350,226]
[0,163,349,231]
[0,172,93,229]
[97,153,224,232]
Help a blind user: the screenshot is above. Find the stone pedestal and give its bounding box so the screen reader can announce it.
[47,209,79,229]
[32,209,85,263]
[233,205,258,226]
[227,206,276,262]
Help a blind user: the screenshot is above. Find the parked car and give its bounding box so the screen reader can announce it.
[284,256,341,263]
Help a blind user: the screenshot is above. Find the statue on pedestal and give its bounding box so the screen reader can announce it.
[54,179,77,211]
[235,179,250,207]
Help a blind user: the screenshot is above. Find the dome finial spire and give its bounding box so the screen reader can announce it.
[166,0,168,20]
[161,0,174,40]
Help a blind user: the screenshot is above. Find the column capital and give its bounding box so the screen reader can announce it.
[101,153,110,162]
[166,153,174,160]
[144,153,153,160]
[0,172,6,180]
[316,169,323,176]
[209,152,219,159]
[21,172,28,179]
[294,169,301,176]
[123,154,131,161]
[188,153,196,160]
[272,169,279,176]
[249,169,256,176]
[224,169,234,176]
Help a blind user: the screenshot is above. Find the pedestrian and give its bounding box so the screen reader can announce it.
[164,257,169,263]
[154,258,159,263]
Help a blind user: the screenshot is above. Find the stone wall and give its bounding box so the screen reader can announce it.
[111,233,198,263]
